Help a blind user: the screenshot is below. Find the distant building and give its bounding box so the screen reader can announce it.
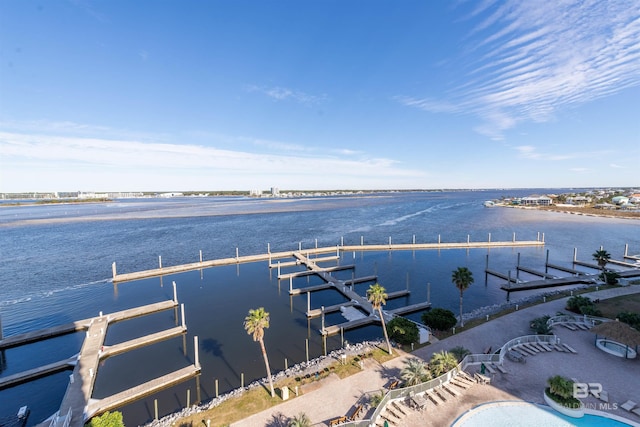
[520,195,552,206]
[271,187,280,196]
[249,189,262,197]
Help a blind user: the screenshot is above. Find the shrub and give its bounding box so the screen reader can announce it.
[386,317,419,345]
[421,308,457,331]
[601,271,619,285]
[85,411,124,427]
[579,304,601,316]
[566,296,592,313]
[546,375,581,409]
[530,315,552,334]
[617,311,640,329]
[449,345,471,362]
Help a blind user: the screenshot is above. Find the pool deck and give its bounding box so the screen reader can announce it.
[230,285,640,427]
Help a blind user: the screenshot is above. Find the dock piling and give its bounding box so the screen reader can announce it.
[199,250,203,263]
[215,379,219,397]
[307,292,310,313]
[112,262,117,280]
[467,234,470,245]
[173,281,177,303]
[154,399,158,420]
[236,247,239,261]
[194,336,200,369]
[361,236,364,245]
[438,234,441,244]
[181,303,186,328]
[315,239,318,249]
[305,338,309,363]
[159,256,162,269]
[427,282,430,305]
[488,233,491,243]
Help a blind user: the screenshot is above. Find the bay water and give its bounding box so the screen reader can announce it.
[0,190,638,425]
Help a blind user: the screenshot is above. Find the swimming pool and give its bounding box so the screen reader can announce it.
[451,401,639,427]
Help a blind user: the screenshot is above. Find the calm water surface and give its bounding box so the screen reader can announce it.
[0,191,638,425]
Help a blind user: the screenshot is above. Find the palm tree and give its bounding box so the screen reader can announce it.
[244,307,275,397]
[367,283,392,354]
[400,357,429,386]
[288,412,311,427]
[452,267,474,327]
[592,249,611,279]
[429,351,459,377]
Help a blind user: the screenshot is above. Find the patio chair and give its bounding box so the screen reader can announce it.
[599,390,609,403]
[621,400,637,412]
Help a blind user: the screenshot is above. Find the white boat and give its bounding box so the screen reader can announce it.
[484,201,496,207]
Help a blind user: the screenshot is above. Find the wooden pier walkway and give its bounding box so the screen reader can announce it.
[3,293,201,427]
[485,269,519,283]
[545,263,587,275]
[278,264,354,280]
[500,275,599,292]
[516,266,558,279]
[85,365,201,419]
[285,252,431,336]
[112,238,545,283]
[99,326,187,359]
[0,357,76,390]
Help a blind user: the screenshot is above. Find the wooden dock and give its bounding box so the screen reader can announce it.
[85,365,201,419]
[500,275,598,292]
[0,299,179,351]
[0,357,76,390]
[112,238,545,283]
[485,269,520,283]
[5,295,200,427]
[516,266,558,279]
[545,263,587,275]
[285,253,431,336]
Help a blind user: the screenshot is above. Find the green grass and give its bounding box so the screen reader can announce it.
[175,348,396,427]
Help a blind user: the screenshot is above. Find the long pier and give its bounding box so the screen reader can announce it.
[112,235,545,283]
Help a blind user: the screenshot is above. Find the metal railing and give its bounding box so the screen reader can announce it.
[337,334,562,427]
[547,314,611,328]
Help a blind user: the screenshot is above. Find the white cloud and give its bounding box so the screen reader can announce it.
[399,1,640,139]
[609,163,625,169]
[245,85,328,106]
[0,130,425,191]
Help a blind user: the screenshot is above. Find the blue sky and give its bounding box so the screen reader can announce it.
[1,1,639,192]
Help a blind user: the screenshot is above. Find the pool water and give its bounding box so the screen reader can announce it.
[452,401,638,427]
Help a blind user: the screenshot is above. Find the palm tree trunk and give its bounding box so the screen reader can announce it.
[459,290,464,327]
[378,307,393,355]
[259,339,275,397]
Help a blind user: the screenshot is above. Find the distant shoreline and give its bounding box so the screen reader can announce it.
[499,204,640,220]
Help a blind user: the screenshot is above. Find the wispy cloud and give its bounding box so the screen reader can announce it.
[610,163,625,169]
[513,145,612,161]
[399,1,640,140]
[0,130,424,191]
[246,85,328,106]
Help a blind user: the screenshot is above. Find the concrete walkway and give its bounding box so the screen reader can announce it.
[231,286,640,427]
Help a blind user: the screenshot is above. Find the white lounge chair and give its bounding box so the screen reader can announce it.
[621,400,637,411]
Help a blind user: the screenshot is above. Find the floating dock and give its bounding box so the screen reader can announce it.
[282,252,430,337]
[0,283,201,427]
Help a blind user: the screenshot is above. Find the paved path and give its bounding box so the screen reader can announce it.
[231,286,640,427]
